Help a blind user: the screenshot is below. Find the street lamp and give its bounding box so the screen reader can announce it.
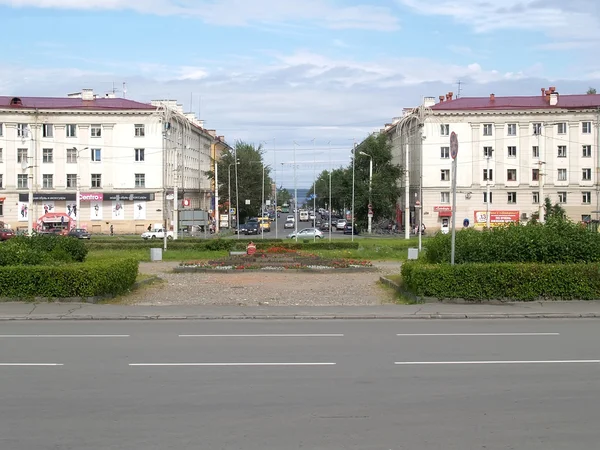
[228,159,239,230]
[261,163,271,240]
[74,146,89,230]
[359,151,373,234]
[351,140,356,243]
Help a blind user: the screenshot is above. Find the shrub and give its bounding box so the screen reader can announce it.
[85,240,360,251]
[401,261,600,301]
[0,258,138,298]
[0,235,88,266]
[424,222,600,264]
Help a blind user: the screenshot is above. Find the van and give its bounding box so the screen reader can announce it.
[299,210,309,222]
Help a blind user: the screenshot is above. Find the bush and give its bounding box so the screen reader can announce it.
[0,258,138,298]
[424,222,600,264]
[0,235,88,266]
[401,261,600,301]
[85,239,360,251]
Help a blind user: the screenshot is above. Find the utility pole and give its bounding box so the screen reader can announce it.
[328,141,332,242]
[235,147,240,240]
[293,141,298,242]
[261,163,265,240]
[351,139,356,243]
[214,157,218,235]
[404,142,410,240]
[596,108,600,221]
[538,160,546,223]
[273,138,278,239]
[450,132,459,265]
[486,149,492,228]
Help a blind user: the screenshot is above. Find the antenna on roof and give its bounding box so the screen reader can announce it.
[122,82,127,99]
[456,80,464,99]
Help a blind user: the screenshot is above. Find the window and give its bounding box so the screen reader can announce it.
[507,123,517,136]
[440,147,449,159]
[532,146,539,158]
[557,145,567,157]
[483,169,493,181]
[90,125,102,138]
[42,174,53,189]
[135,124,145,137]
[583,122,592,134]
[483,146,493,158]
[440,169,450,181]
[557,168,567,181]
[135,148,145,162]
[66,124,77,137]
[0,148,3,162]
[533,191,539,204]
[583,145,592,157]
[17,148,27,163]
[508,146,517,157]
[91,174,102,188]
[66,174,77,189]
[533,123,542,135]
[483,192,493,203]
[135,173,146,188]
[440,124,449,136]
[91,148,101,162]
[0,174,3,189]
[558,191,567,203]
[532,169,539,181]
[67,148,77,164]
[42,124,53,138]
[507,169,517,181]
[557,122,567,134]
[583,192,592,204]
[0,123,3,136]
[440,192,450,203]
[583,168,592,181]
[483,124,493,136]
[508,192,517,203]
[17,124,28,137]
[582,214,592,222]
[0,200,3,216]
[42,148,53,163]
[17,174,28,189]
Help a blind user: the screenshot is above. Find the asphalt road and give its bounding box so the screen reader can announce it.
[1,320,599,450]
[233,214,352,240]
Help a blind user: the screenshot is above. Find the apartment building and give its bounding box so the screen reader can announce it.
[387,87,600,231]
[0,89,221,234]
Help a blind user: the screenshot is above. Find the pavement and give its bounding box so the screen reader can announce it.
[2,300,600,320]
[1,319,599,449]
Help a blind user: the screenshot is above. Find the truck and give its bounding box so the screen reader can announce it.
[141,225,174,240]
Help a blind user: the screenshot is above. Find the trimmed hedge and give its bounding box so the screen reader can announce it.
[85,239,360,251]
[0,235,88,266]
[401,261,600,301]
[424,222,600,264]
[0,258,139,298]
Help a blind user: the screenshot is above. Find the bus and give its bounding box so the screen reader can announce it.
[281,203,289,213]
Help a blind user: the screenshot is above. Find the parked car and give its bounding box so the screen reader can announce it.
[287,228,324,239]
[141,228,174,240]
[68,228,91,239]
[0,228,15,241]
[284,219,295,229]
[343,223,359,235]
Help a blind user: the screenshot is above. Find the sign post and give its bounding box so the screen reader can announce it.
[450,132,458,265]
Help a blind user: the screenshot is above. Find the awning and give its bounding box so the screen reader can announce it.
[438,211,452,217]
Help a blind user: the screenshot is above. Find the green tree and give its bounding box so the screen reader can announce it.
[587,87,597,95]
[530,196,568,223]
[277,187,292,206]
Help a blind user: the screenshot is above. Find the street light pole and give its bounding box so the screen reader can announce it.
[351,140,356,242]
[328,141,332,242]
[293,141,298,242]
[228,160,239,231]
[261,163,265,240]
[234,147,240,240]
[359,151,373,234]
[74,147,89,230]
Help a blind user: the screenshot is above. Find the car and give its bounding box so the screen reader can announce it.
[440,223,450,235]
[235,223,249,235]
[319,221,330,231]
[68,228,91,239]
[284,219,295,229]
[336,219,347,230]
[286,214,295,222]
[287,227,324,239]
[0,228,15,241]
[246,222,260,235]
[343,223,359,235]
[141,228,174,240]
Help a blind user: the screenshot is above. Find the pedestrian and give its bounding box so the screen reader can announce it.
[147,224,152,232]
[110,224,114,236]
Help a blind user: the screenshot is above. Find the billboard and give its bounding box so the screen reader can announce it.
[474,210,520,227]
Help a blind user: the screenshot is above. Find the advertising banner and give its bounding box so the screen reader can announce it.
[474,210,520,227]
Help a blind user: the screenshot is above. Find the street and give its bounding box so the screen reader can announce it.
[1,319,599,449]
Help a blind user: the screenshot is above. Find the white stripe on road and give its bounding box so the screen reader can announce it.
[0,363,64,366]
[178,334,344,338]
[396,333,559,337]
[395,360,600,365]
[129,362,337,367]
[0,335,130,338]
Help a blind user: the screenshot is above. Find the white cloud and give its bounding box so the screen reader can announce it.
[3,0,400,30]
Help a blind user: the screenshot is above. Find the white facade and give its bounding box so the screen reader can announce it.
[388,89,600,231]
[0,91,217,234]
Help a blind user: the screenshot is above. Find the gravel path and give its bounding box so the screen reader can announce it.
[125,261,402,306]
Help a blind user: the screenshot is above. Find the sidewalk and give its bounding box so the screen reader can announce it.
[1,301,600,320]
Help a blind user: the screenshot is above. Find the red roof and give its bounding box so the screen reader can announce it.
[0,96,155,110]
[432,94,600,111]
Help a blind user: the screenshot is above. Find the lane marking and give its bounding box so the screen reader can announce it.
[396,333,559,337]
[178,334,344,338]
[395,360,600,365]
[0,335,130,338]
[0,363,64,366]
[129,362,337,367]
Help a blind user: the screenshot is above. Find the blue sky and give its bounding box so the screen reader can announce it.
[2,0,600,186]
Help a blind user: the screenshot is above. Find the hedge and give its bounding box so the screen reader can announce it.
[0,235,88,266]
[85,239,360,251]
[0,258,139,298]
[401,261,600,301]
[424,221,600,264]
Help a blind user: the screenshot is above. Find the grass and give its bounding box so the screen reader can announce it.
[87,249,229,262]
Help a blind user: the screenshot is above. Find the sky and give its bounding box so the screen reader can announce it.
[2,0,600,187]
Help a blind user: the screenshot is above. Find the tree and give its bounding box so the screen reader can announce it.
[206,141,273,224]
[277,188,292,206]
[587,87,597,95]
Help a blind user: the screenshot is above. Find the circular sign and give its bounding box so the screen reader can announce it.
[368,204,372,210]
[463,218,470,228]
[450,132,458,159]
[415,200,421,207]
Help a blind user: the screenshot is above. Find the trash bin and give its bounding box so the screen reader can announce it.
[407,248,419,260]
[150,248,163,261]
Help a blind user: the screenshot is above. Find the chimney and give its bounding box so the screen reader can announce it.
[541,88,546,97]
[423,96,435,108]
[81,89,94,101]
[445,93,451,101]
[550,91,559,106]
[448,91,454,100]
[439,95,445,102]
[549,86,556,93]
[545,90,551,102]
[490,93,495,101]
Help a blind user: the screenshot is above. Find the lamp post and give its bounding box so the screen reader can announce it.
[234,147,240,240]
[328,141,332,242]
[74,147,89,230]
[351,140,356,242]
[228,160,239,230]
[359,151,373,234]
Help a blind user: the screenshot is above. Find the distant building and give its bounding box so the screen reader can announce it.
[0,89,227,234]
[386,87,600,231]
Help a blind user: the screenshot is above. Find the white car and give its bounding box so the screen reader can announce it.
[287,228,324,239]
[336,219,347,230]
[141,228,174,240]
[286,215,295,222]
[284,220,295,229]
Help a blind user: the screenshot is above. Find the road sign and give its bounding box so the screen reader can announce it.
[450,131,458,159]
[229,208,236,214]
[463,218,470,227]
[415,200,421,207]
